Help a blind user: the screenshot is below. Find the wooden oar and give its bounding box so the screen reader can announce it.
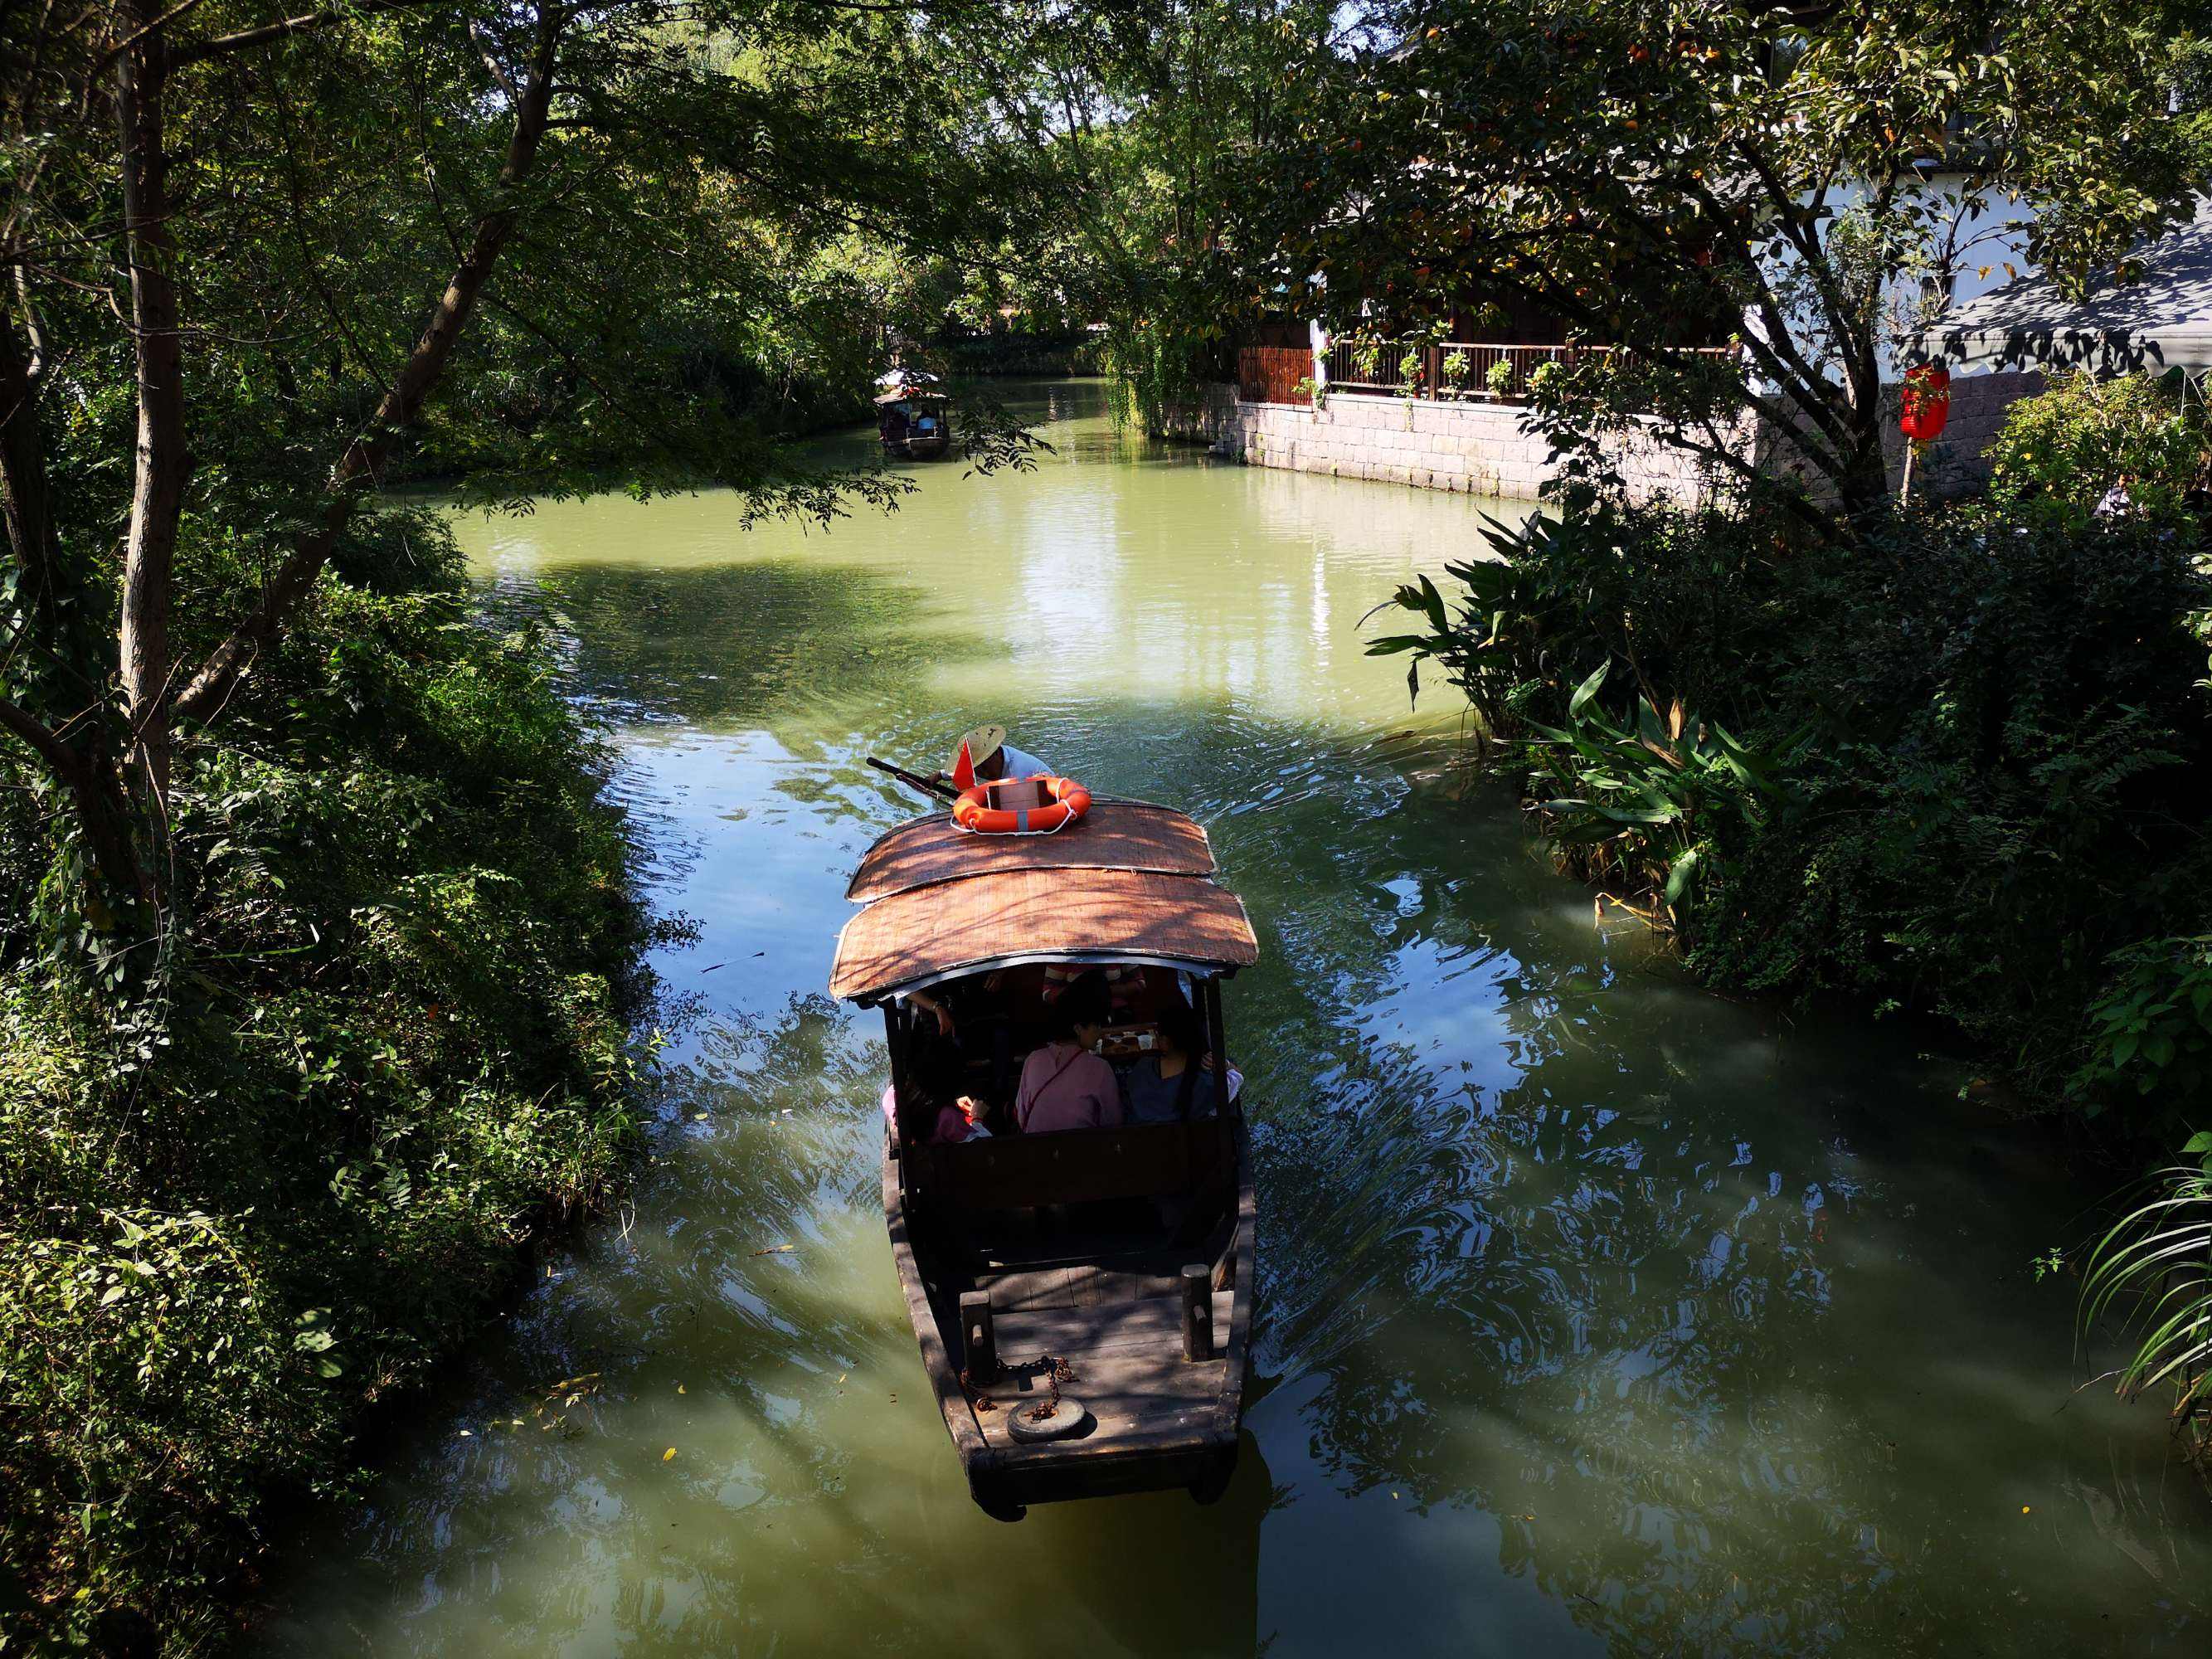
[867,755,960,802]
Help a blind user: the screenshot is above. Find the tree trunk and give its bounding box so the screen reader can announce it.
[2,274,151,912]
[2,3,570,927]
[1833,406,1894,524]
[0,301,62,635]
[114,0,189,831]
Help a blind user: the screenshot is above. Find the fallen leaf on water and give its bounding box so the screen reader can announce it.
[678,1384,687,1394]
[664,1447,677,1462]
[693,1113,709,1121]
[836,1372,847,1384]
[751,1244,795,1256]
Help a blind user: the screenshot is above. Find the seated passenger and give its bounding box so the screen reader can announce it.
[1121,996,1239,1124]
[1013,971,1121,1134]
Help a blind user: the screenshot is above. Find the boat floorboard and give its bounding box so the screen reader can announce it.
[976,1294,1232,1452]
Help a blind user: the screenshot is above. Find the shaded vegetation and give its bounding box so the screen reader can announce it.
[0,3,1094,1644]
[1372,420,2212,1106]
[1,509,679,1650]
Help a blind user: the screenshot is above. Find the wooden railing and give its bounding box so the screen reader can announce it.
[1321,339,1740,403]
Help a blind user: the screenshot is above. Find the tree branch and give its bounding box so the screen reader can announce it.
[95,0,210,71]
[0,689,72,776]
[169,2,568,727]
[468,18,516,102]
[168,0,435,66]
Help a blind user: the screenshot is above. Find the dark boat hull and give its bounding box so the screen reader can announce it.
[880,1118,1256,1518]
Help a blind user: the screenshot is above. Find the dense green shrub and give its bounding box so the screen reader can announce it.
[1985,369,2206,528]
[1692,508,2212,1088]
[0,509,667,1652]
[1370,377,2212,1102]
[2075,937,2212,1112]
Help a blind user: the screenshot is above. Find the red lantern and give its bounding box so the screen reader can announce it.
[1898,363,1952,442]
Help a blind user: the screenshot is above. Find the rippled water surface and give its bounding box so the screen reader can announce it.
[261,382,2212,1657]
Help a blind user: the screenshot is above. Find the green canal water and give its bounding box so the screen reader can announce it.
[260,382,2212,1656]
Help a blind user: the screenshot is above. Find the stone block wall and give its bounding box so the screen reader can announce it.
[1168,387,1729,505]
[1161,370,2048,508]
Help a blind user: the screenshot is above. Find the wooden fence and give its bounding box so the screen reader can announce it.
[1236,345,1313,406]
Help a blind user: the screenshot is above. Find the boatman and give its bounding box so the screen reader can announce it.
[955,723,1049,786]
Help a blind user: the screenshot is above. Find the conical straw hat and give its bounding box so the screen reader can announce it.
[958,724,1007,769]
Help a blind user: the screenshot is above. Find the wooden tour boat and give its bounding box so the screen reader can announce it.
[874,375,952,460]
[830,798,1259,1520]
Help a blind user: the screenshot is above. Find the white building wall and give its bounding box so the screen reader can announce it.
[1752,174,2039,387]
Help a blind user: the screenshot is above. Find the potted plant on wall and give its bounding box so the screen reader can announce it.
[1396,343,1424,400]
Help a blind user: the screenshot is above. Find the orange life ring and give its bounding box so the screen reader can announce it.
[952,774,1093,835]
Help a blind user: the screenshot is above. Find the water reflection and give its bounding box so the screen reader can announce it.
[260,382,2212,1657]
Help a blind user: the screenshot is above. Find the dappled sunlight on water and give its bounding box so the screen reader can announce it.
[260,383,2212,1657]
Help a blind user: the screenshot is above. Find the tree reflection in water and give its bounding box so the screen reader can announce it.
[1217,751,2212,1655]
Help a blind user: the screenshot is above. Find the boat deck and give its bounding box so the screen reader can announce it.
[971,1295,1233,1453]
[946,1233,1235,1454]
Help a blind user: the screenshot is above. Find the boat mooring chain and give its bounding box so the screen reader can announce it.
[960,1351,1077,1419]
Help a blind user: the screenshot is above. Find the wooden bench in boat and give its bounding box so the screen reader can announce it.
[902,1118,1234,1210]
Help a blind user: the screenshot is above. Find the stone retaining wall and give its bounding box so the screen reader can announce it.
[1170,387,1723,504]
[1164,370,2048,507]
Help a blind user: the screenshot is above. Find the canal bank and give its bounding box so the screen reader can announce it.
[254,380,2212,1658]
[1164,373,2046,505]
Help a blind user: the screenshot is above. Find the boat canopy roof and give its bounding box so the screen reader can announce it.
[848,800,1213,902]
[829,802,1257,1004]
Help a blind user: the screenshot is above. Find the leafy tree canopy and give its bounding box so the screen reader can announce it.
[0,0,1073,936]
[1255,0,2210,521]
